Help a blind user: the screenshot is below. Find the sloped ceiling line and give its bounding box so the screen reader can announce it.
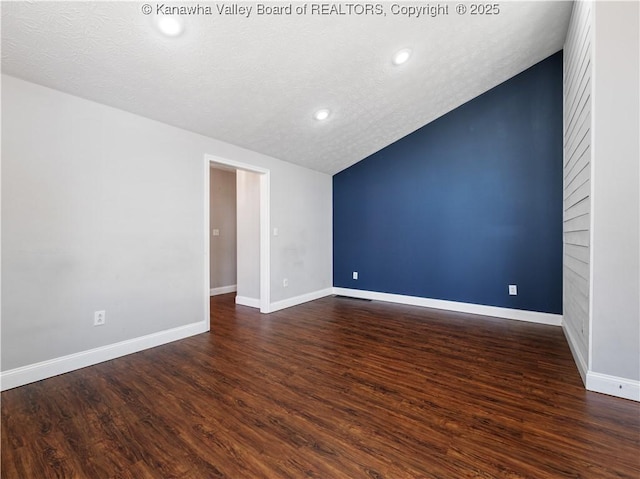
[1,1,573,174]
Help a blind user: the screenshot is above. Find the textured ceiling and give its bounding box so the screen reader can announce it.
[2,1,572,174]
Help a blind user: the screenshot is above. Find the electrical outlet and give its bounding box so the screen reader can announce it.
[212,229,220,236]
[508,285,517,296]
[283,278,288,287]
[353,272,358,280]
[94,310,106,326]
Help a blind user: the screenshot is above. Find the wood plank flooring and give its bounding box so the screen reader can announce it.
[2,293,639,478]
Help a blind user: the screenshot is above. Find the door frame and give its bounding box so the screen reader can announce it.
[204,154,271,320]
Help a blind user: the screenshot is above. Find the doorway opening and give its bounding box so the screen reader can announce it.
[203,155,270,322]
[208,164,238,299]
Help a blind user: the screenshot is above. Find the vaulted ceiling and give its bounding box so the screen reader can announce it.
[2,1,573,174]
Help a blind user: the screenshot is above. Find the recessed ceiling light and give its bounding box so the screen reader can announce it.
[156,16,184,37]
[314,109,330,121]
[392,48,412,66]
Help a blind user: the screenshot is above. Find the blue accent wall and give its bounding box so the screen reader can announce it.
[333,52,563,314]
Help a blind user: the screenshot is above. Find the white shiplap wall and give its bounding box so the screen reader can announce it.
[563,0,592,375]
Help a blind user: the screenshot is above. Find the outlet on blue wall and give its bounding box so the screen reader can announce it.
[333,52,563,314]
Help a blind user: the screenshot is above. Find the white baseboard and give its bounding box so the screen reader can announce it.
[563,325,639,402]
[235,296,260,308]
[562,323,588,384]
[269,288,334,313]
[587,371,640,402]
[0,320,209,391]
[332,288,563,326]
[210,284,237,296]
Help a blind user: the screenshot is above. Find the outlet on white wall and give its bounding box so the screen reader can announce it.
[283,278,288,287]
[508,285,518,296]
[94,310,106,326]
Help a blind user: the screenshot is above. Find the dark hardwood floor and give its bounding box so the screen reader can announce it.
[2,293,639,478]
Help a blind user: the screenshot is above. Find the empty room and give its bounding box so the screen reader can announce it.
[1,1,639,478]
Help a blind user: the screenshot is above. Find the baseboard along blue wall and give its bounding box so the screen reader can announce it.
[333,52,563,314]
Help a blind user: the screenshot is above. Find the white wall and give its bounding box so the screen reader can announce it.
[209,167,237,291]
[590,1,639,385]
[1,75,333,383]
[563,1,640,401]
[562,0,592,380]
[270,164,333,303]
[236,170,261,302]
